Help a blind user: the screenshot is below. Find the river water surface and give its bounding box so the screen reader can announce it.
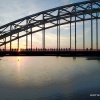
[0,56,100,100]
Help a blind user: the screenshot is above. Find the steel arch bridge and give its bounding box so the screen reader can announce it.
[0,0,100,56]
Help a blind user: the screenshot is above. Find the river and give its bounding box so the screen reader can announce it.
[0,56,100,100]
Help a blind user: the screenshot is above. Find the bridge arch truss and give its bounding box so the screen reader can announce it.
[0,0,100,51]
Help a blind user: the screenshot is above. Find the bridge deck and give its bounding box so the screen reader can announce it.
[0,50,100,56]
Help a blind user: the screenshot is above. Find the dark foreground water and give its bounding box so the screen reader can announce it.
[0,56,100,100]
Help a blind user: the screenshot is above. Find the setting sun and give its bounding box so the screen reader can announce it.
[18,49,21,52]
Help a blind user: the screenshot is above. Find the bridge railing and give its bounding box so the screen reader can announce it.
[0,48,99,52]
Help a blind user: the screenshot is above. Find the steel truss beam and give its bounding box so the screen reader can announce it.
[0,0,100,49]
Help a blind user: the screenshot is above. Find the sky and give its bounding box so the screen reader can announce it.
[0,0,84,26]
[0,0,100,49]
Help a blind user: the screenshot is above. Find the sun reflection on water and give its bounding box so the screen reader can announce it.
[17,56,21,71]
[16,56,23,86]
[17,56,20,61]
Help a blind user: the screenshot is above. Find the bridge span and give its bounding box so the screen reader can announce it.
[0,49,100,56]
[0,0,100,56]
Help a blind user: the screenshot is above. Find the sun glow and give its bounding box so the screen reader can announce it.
[18,49,21,52]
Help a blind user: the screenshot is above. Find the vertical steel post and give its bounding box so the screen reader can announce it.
[5,38,6,51]
[57,20,59,50]
[96,13,98,50]
[59,19,60,50]
[57,10,60,50]
[75,7,76,51]
[26,20,28,50]
[10,25,12,51]
[42,14,45,49]
[10,36,12,51]
[26,34,28,50]
[42,25,45,49]
[70,16,71,50]
[91,2,93,50]
[31,28,32,51]
[18,32,19,50]
[83,14,85,50]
